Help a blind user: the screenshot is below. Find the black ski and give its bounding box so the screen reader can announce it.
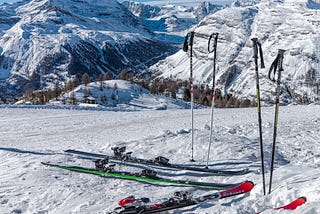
[42,162,239,190]
[64,147,249,176]
[111,181,254,213]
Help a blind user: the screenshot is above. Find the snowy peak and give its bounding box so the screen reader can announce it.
[121,1,161,18]
[122,1,224,44]
[232,0,320,8]
[193,1,225,21]
[0,0,177,96]
[13,0,150,34]
[232,0,262,7]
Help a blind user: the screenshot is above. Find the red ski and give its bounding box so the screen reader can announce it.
[257,196,307,213]
[111,181,254,213]
[275,196,307,210]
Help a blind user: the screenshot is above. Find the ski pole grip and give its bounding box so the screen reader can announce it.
[183,34,189,52]
[208,33,218,53]
[190,31,195,47]
[257,42,265,69]
[251,38,258,58]
[277,49,286,71]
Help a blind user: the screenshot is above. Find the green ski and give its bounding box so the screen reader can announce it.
[64,147,250,176]
[42,162,240,189]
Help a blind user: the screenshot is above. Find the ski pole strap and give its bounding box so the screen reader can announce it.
[268,49,285,82]
[251,38,265,69]
[257,42,265,68]
[183,33,189,52]
[183,32,195,52]
[208,33,218,53]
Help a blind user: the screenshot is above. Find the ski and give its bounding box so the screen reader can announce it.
[257,196,307,213]
[64,147,249,176]
[111,181,254,213]
[41,162,240,190]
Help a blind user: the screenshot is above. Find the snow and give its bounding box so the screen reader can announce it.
[0,104,319,213]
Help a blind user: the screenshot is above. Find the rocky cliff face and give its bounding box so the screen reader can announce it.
[0,0,177,96]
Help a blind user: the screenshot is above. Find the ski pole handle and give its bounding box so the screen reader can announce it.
[269,49,285,82]
[208,33,218,53]
[251,38,265,69]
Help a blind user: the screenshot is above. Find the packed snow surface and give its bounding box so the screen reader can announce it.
[0,105,320,213]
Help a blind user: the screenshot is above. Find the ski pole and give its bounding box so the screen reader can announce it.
[183,32,195,162]
[268,49,285,194]
[251,38,266,195]
[206,33,218,168]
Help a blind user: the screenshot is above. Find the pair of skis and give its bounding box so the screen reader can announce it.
[64,147,249,176]
[111,181,254,213]
[41,162,240,190]
[111,186,306,214]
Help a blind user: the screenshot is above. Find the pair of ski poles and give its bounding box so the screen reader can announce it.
[252,38,285,195]
[183,31,218,166]
[183,33,285,195]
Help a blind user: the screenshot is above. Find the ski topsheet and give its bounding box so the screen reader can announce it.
[41,162,240,190]
[275,196,307,210]
[257,196,307,213]
[64,148,249,176]
[111,181,254,213]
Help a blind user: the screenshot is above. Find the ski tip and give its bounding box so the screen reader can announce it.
[299,196,307,202]
[275,196,307,211]
[242,181,255,192]
[118,195,136,207]
[220,181,254,199]
[257,196,307,214]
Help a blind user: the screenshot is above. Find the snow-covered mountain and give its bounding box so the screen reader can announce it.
[122,1,224,44]
[147,0,320,104]
[0,0,177,96]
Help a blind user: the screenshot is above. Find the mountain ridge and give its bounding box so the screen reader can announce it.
[122,1,224,44]
[0,0,177,97]
[146,0,320,104]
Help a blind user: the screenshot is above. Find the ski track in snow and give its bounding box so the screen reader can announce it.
[0,105,320,213]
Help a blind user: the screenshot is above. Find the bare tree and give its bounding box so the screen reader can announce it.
[98,74,104,91]
[118,70,128,80]
[104,72,112,80]
[82,73,90,86]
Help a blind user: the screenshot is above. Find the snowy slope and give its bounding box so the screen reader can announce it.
[0,105,320,213]
[147,0,320,104]
[0,0,177,96]
[61,79,190,110]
